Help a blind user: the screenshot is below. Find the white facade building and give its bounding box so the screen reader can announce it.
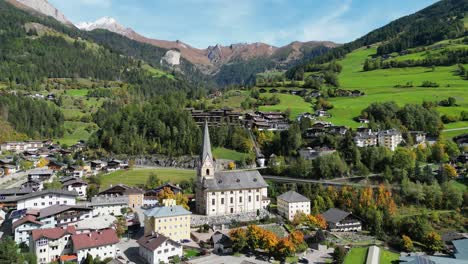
[378,129,403,151]
[277,191,311,221]
[16,190,78,210]
[72,229,119,263]
[30,226,75,264]
[137,233,183,264]
[61,177,88,199]
[88,195,128,216]
[13,215,43,244]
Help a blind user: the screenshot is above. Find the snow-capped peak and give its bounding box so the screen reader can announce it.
[76,17,133,36]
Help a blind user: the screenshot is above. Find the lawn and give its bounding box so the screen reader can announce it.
[99,168,196,188]
[184,248,200,258]
[380,249,400,264]
[55,121,94,146]
[213,147,249,161]
[323,46,468,128]
[65,89,89,97]
[395,205,454,220]
[259,93,313,119]
[343,247,368,264]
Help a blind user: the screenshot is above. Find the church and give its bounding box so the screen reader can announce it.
[195,122,270,216]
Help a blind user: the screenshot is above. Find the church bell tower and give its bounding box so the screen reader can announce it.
[198,121,215,180]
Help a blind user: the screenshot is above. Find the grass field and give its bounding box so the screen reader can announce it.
[65,89,89,97]
[55,121,95,146]
[380,249,400,264]
[343,247,368,264]
[323,47,468,129]
[213,147,249,161]
[100,168,196,188]
[259,93,313,119]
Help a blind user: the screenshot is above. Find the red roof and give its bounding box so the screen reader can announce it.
[32,226,76,241]
[12,215,43,230]
[60,255,77,261]
[71,229,119,251]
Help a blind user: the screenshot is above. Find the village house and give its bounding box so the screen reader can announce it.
[144,199,191,242]
[195,122,270,216]
[211,231,233,254]
[21,179,43,191]
[0,140,45,153]
[35,205,93,228]
[137,233,183,264]
[378,129,403,151]
[28,168,54,183]
[72,229,119,263]
[188,107,243,126]
[409,131,427,145]
[13,215,44,244]
[88,194,128,217]
[322,208,362,232]
[98,184,144,208]
[354,129,378,148]
[16,190,78,210]
[106,159,128,171]
[298,147,336,160]
[245,111,290,131]
[75,215,117,233]
[90,160,107,171]
[60,177,88,198]
[277,191,311,221]
[144,183,183,207]
[30,226,76,264]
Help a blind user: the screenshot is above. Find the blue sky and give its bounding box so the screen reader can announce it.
[49,0,438,49]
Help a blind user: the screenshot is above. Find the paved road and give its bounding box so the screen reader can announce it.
[262,175,401,190]
[443,127,468,132]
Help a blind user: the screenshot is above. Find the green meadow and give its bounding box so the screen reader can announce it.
[259,93,313,119]
[324,47,468,132]
[99,168,196,188]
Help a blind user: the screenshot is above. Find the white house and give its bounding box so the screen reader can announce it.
[16,190,78,210]
[322,208,362,232]
[35,205,93,228]
[277,190,311,221]
[71,229,119,263]
[87,195,128,217]
[378,129,402,151]
[30,226,76,264]
[61,177,88,199]
[137,233,183,264]
[13,215,43,245]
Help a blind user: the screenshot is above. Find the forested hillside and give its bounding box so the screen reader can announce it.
[287,0,467,77]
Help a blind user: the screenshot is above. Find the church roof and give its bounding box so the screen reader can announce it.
[201,121,213,163]
[203,170,268,191]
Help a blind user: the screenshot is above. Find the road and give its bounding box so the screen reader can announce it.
[443,127,468,132]
[262,175,395,189]
[0,170,31,189]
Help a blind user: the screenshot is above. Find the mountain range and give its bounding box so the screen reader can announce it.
[8,0,338,78]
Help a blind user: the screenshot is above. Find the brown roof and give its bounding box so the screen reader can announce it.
[71,229,119,251]
[99,184,144,195]
[32,226,76,241]
[137,233,180,251]
[12,215,43,230]
[37,205,92,220]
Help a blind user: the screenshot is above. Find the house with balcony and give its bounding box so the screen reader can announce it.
[322,208,362,232]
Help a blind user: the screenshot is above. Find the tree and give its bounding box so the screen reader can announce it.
[229,228,248,252]
[87,184,99,200]
[332,246,347,264]
[114,217,127,238]
[261,229,279,256]
[275,238,295,259]
[44,177,63,190]
[145,173,161,189]
[424,231,444,253]
[247,225,263,250]
[228,162,235,170]
[175,192,189,210]
[441,164,457,179]
[401,235,414,252]
[157,187,175,203]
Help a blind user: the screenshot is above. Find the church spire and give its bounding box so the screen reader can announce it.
[199,121,215,179]
[201,121,213,163]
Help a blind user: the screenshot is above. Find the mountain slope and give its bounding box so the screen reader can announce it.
[78,17,338,78]
[7,0,73,26]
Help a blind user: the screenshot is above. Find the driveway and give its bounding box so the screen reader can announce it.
[117,225,145,264]
[187,254,270,264]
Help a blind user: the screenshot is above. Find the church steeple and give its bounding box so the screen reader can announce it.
[199,121,215,179]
